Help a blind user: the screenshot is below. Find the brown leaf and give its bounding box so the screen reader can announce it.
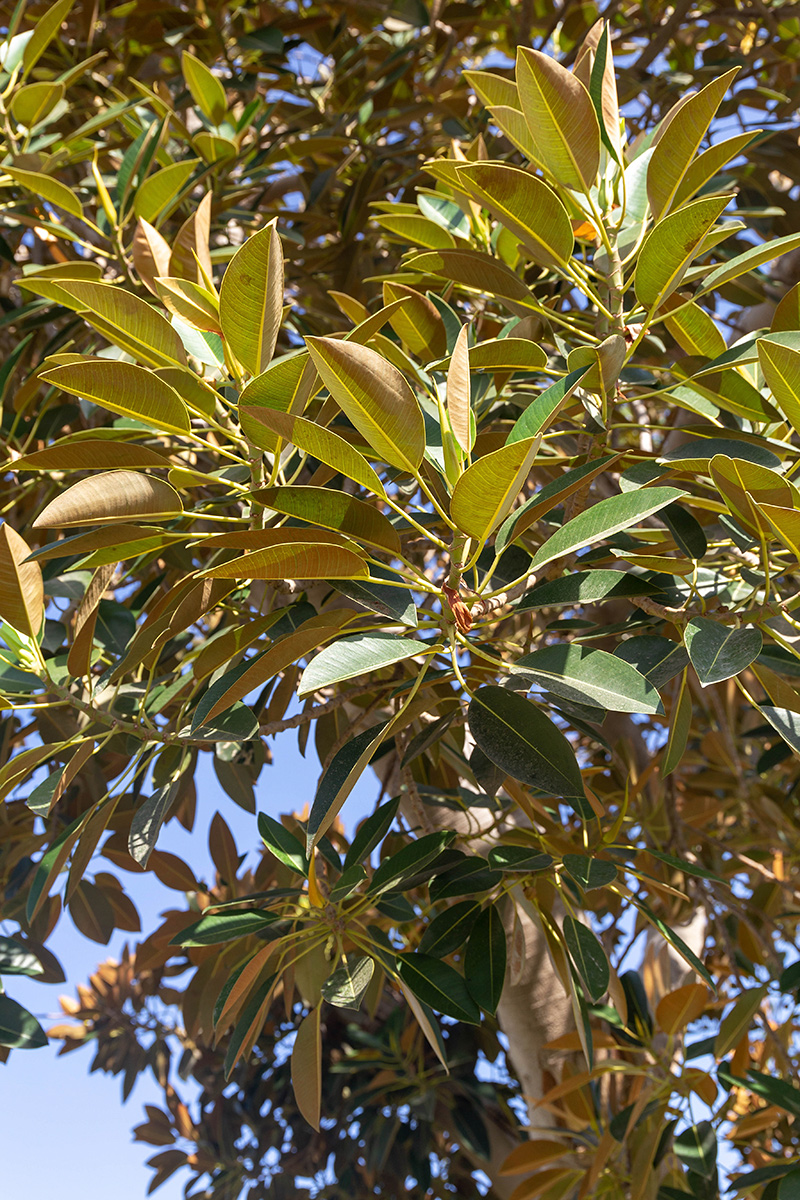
[291,1005,322,1130]
[132,218,171,296]
[0,524,43,639]
[34,471,183,528]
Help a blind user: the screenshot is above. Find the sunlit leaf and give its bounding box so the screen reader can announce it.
[33,471,183,528]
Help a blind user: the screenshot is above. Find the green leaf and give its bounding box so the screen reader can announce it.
[40,357,190,439]
[450,436,539,543]
[758,338,800,436]
[240,407,386,497]
[321,956,375,1010]
[465,905,506,1014]
[182,50,228,123]
[396,953,480,1023]
[506,367,589,444]
[496,455,620,553]
[219,220,283,376]
[674,1121,717,1179]
[759,706,800,755]
[307,722,391,852]
[343,796,400,870]
[375,212,457,249]
[646,70,738,219]
[562,855,617,890]
[254,486,400,554]
[779,1171,800,1200]
[467,686,585,803]
[563,915,609,1002]
[4,166,82,219]
[298,632,425,697]
[190,702,259,743]
[684,618,762,686]
[418,192,471,238]
[370,830,456,895]
[516,47,600,192]
[419,901,480,956]
[487,846,553,873]
[129,782,178,868]
[530,487,685,571]
[334,567,418,628]
[429,857,502,900]
[614,636,690,688]
[0,935,43,977]
[714,984,767,1059]
[633,897,714,986]
[635,195,730,310]
[328,864,367,902]
[0,994,47,1049]
[455,163,574,268]
[697,231,800,298]
[21,0,74,73]
[306,337,425,473]
[515,644,663,715]
[172,910,278,946]
[663,669,692,776]
[518,570,660,610]
[258,812,308,875]
[660,436,781,472]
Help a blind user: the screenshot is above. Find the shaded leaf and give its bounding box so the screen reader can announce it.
[0,524,43,638]
[129,782,178,869]
[563,915,609,1002]
[291,1006,322,1130]
[321,956,374,1010]
[465,904,506,1014]
[172,910,278,946]
[396,953,480,1023]
[684,617,762,686]
[530,487,684,571]
[0,995,47,1050]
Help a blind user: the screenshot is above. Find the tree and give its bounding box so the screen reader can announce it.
[3,2,800,1197]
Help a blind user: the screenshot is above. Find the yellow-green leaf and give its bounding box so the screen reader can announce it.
[662,295,727,359]
[714,985,766,1058]
[201,541,369,582]
[10,81,64,128]
[132,218,172,296]
[40,360,190,435]
[306,337,425,474]
[382,282,446,360]
[635,195,730,311]
[374,213,457,249]
[455,163,574,269]
[291,1006,322,1130]
[662,669,692,777]
[219,220,284,377]
[463,70,520,110]
[758,338,800,435]
[253,486,400,554]
[33,471,183,528]
[134,160,199,224]
[155,276,221,332]
[0,525,43,638]
[516,47,600,192]
[239,407,385,496]
[672,131,756,210]
[450,436,540,543]
[3,166,82,220]
[13,440,169,472]
[647,70,738,219]
[182,50,228,124]
[168,193,214,283]
[447,323,473,453]
[710,454,795,534]
[22,0,74,73]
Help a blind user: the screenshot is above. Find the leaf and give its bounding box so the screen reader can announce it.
[202,540,369,582]
[406,248,531,302]
[516,47,600,191]
[0,524,43,638]
[33,471,183,528]
[240,407,385,496]
[518,569,659,610]
[306,337,425,473]
[487,847,553,873]
[308,722,392,852]
[446,323,472,452]
[451,437,540,543]
[382,282,446,360]
[134,160,199,224]
[663,670,692,776]
[662,295,727,359]
[375,212,457,249]
[21,0,74,73]
[35,281,187,367]
[419,901,480,956]
[710,454,794,533]
[467,686,585,803]
[758,338,800,435]
[4,166,82,219]
[760,706,800,755]
[465,905,506,1014]
[530,487,684,571]
[132,218,172,295]
[292,1006,322,1130]
[635,195,730,310]
[563,915,609,1002]
[655,983,709,1035]
[646,70,738,219]
[254,486,400,554]
[645,849,722,882]
[369,830,456,894]
[468,338,547,372]
[155,276,221,332]
[343,796,400,870]
[588,22,622,162]
[14,440,170,472]
[258,813,308,875]
[0,995,47,1050]
[298,632,424,697]
[714,985,767,1059]
[500,1140,570,1176]
[505,367,592,445]
[219,220,283,376]
[515,644,662,715]
[674,1121,717,1179]
[684,618,762,687]
[562,855,617,890]
[455,163,574,268]
[321,956,375,1010]
[396,953,480,1023]
[172,910,278,946]
[182,50,228,123]
[633,897,714,986]
[614,637,690,688]
[698,231,800,298]
[40,360,190,434]
[10,80,65,128]
[334,566,418,628]
[0,936,43,977]
[169,193,213,283]
[129,782,178,868]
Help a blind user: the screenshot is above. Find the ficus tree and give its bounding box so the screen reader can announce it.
[4,2,800,1199]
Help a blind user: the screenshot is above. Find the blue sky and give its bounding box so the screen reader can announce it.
[2,734,380,1199]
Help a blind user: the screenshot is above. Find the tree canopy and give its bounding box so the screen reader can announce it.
[3,1,800,1198]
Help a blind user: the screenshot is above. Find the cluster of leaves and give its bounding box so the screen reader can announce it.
[4,1,800,1198]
